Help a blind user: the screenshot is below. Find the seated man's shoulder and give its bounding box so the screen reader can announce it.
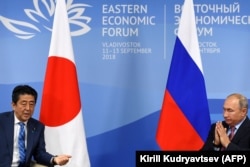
[28,118,45,128]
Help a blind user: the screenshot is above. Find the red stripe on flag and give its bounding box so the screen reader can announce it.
[40,56,80,126]
[156,90,203,150]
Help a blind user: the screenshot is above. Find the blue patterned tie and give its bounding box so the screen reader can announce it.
[18,122,26,165]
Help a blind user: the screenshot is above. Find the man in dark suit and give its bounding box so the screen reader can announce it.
[202,93,250,151]
[0,85,71,167]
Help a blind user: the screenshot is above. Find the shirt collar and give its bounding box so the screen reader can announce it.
[14,113,28,125]
[233,116,246,130]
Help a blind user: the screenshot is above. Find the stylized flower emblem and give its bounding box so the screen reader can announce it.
[0,0,91,39]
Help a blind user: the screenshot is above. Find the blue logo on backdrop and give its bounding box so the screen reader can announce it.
[0,0,91,39]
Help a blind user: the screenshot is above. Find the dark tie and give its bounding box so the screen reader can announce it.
[229,126,236,140]
[18,122,26,165]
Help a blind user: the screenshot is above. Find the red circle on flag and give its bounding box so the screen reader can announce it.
[40,57,81,126]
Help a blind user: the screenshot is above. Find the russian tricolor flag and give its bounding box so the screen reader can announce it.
[156,0,211,150]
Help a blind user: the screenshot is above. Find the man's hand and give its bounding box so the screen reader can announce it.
[53,155,72,166]
[215,122,230,148]
[213,122,221,146]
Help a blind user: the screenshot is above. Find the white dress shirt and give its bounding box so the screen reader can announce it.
[11,115,27,167]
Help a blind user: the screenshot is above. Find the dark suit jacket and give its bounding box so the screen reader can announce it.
[201,116,250,151]
[0,111,54,167]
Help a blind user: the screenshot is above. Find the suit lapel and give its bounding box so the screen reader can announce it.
[26,120,35,160]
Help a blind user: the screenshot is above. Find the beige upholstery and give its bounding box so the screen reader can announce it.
[30,161,48,167]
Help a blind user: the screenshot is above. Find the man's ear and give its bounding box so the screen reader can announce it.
[11,102,16,110]
[242,107,247,116]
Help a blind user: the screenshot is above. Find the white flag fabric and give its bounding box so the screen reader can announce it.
[39,0,90,166]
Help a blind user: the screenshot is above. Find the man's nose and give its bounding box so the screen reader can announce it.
[223,111,228,117]
[25,104,31,110]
